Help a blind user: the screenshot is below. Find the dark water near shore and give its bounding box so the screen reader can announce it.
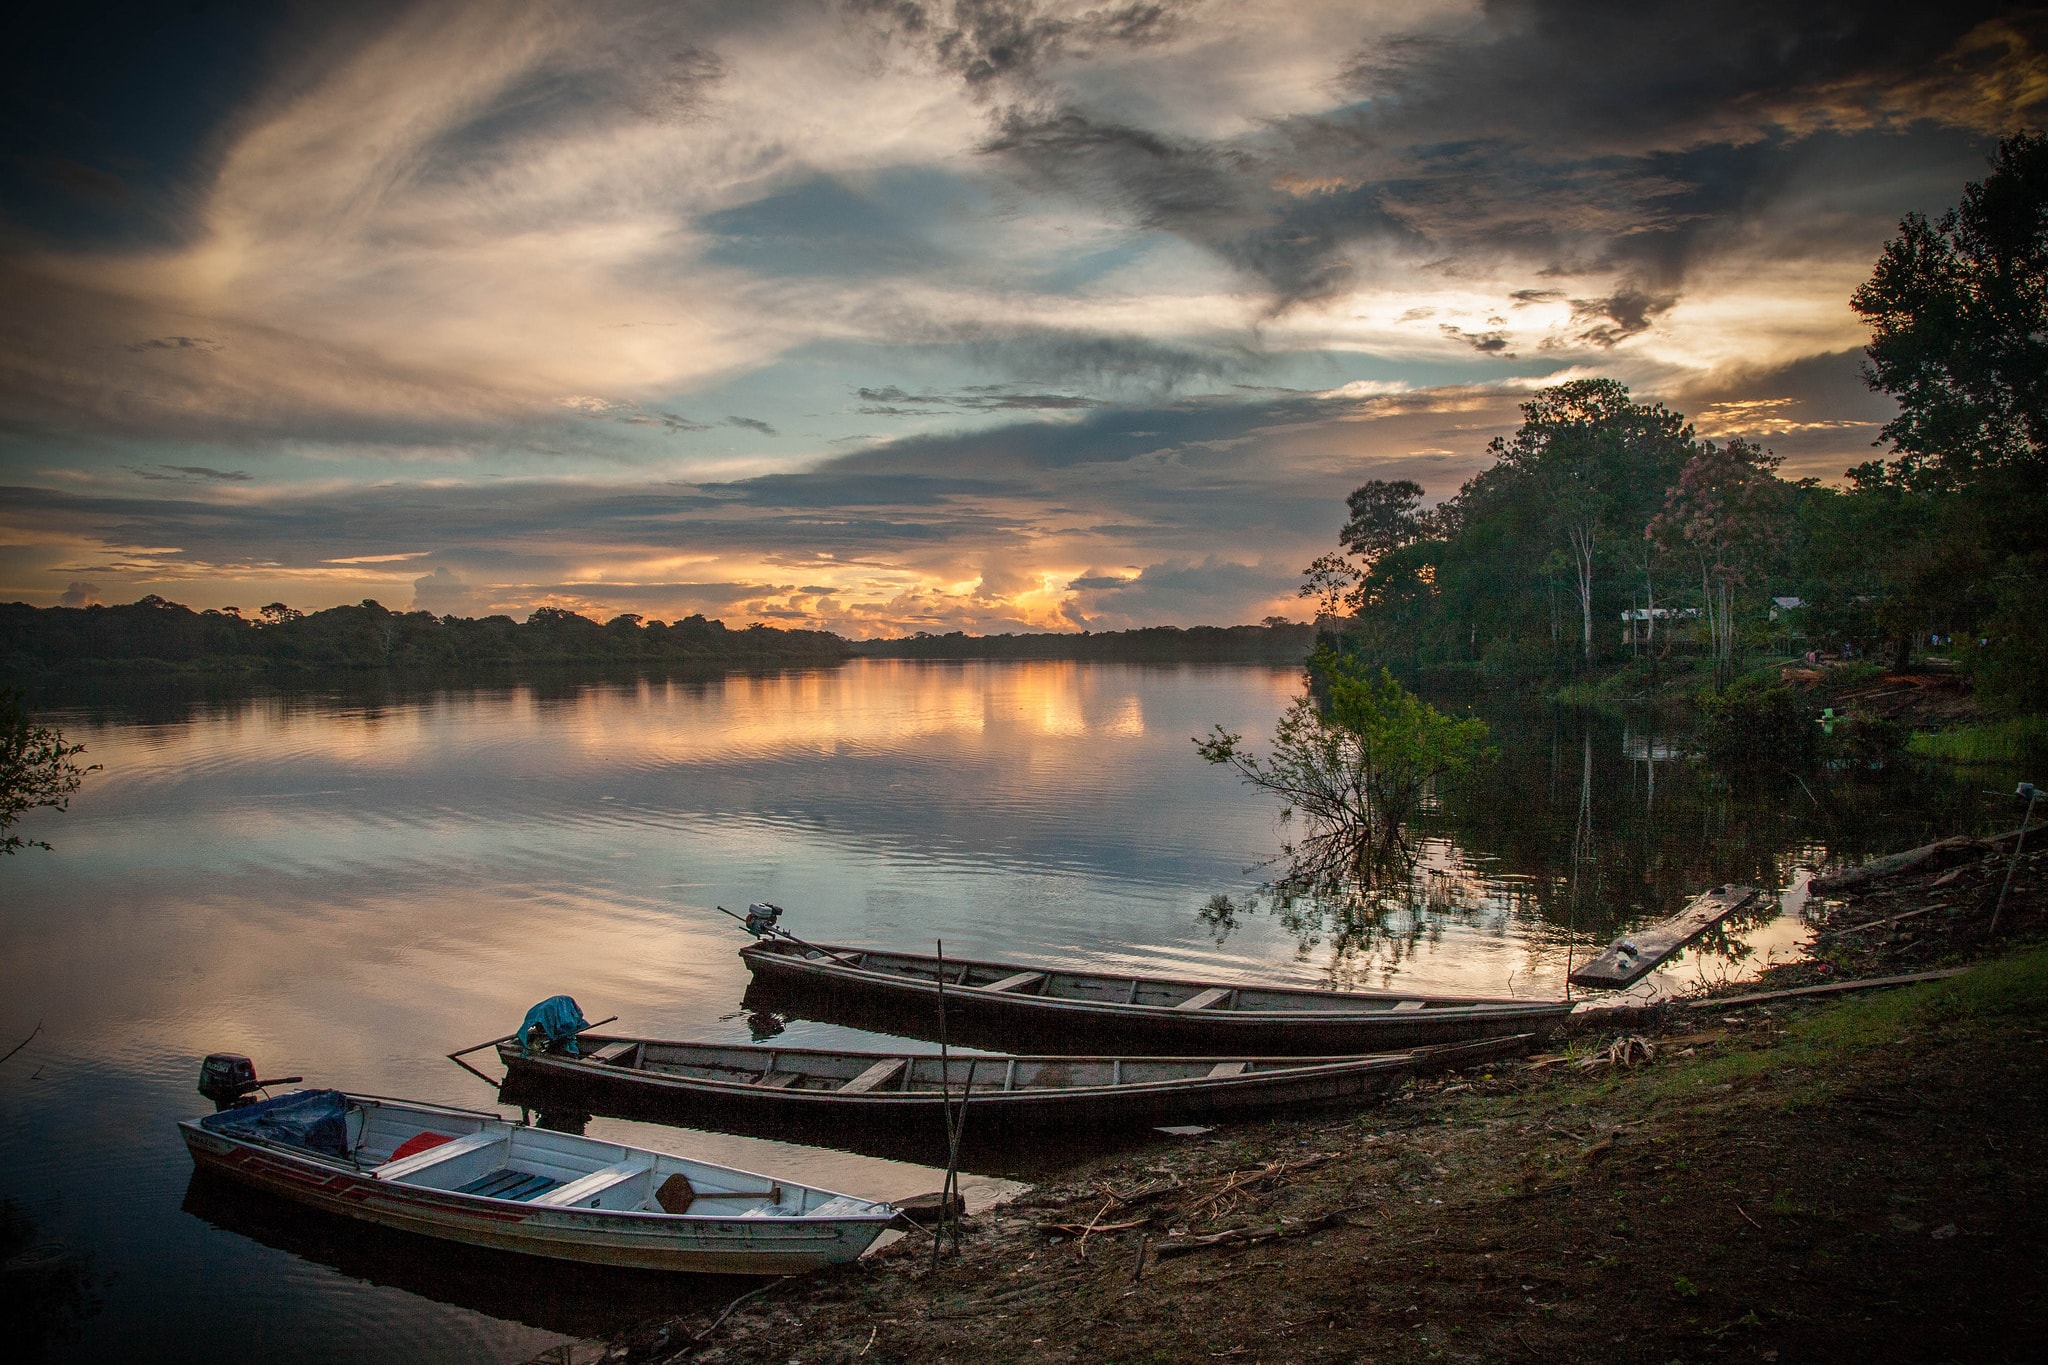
[0,661,2018,1362]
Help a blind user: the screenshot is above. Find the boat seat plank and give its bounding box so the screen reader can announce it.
[758,1071,801,1088]
[1207,1061,1250,1078]
[587,1041,638,1064]
[1391,1000,1427,1012]
[374,1128,503,1181]
[982,970,1045,994]
[839,1058,907,1094]
[457,1169,564,1202]
[532,1160,647,1208]
[1176,987,1231,1011]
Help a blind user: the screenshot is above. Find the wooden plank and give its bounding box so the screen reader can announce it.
[982,970,1046,994]
[1390,1000,1427,1013]
[1207,1061,1250,1078]
[587,1041,638,1064]
[838,1058,906,1094]
[757,1071,801,1088]
[1176,987,1231,1011]
[1568,885,1762,990]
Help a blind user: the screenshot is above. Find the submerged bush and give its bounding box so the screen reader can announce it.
[1697,676,1818,772]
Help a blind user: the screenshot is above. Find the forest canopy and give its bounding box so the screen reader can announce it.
[1308,132,2048,715]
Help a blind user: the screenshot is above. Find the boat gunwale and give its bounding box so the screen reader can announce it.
[740,941,1569,1018]
[498,1038,1443,1102]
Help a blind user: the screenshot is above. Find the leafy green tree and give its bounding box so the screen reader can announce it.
[1,691,95,854]
[1852,131,2047,483]
[1298,478,1426,619]
[1439,380,1694,665]
[1195,651,1490,868]
[1649,438,1790,672]
[1842,131,2047,701]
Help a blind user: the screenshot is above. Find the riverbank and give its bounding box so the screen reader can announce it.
[576,847,2048,1365]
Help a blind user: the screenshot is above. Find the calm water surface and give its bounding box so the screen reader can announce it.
[0,661,2012,1362]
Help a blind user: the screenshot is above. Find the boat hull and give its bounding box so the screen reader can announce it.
[740,941,1569,1055]
[178,1124,887,1274]
[495,1037,1525,1147]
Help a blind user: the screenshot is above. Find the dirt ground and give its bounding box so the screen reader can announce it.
[577,841,2048,1365]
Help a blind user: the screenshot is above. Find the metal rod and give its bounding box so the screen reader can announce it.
[944,1061,975,1254]
[931,938,953,1278]
[1990,785,2038,937]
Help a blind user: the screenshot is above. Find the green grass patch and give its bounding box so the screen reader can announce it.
[1907,715,2048,763]
[1644,948,2048,1102]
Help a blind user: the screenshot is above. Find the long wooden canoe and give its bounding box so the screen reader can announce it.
[179,1089,895,1273]
[495,1033,1532,1140]
[738,937,1571,1054]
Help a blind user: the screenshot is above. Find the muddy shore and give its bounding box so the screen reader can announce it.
[568,838,2047,1365]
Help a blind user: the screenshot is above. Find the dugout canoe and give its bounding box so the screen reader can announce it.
[178,1088,896,1273]
[494,1033,1532,1138]
[738,936,1570,1054]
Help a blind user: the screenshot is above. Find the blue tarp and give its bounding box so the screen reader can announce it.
[516,995,589,1057]
[201,1089,352,1158]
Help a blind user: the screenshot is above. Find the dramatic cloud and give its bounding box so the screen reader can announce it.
[0,0,2036,627]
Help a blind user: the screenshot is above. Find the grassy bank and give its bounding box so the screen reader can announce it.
[1908,715,2048,764]
[580,948,2048,1365]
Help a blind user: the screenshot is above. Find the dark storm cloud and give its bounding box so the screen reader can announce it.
[850,0,1188,94]
[725,415,780,436]
[967,2,2046,308]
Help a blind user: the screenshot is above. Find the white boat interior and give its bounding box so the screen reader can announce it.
[218,1093,887,1220]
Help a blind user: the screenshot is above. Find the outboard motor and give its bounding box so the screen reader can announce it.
[744,902,783,936]
[197,1053,303,1112]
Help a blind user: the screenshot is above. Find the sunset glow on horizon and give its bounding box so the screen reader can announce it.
[4,2,2042,635]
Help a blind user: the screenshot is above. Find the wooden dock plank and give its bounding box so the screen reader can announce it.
[1568,885,1763,990]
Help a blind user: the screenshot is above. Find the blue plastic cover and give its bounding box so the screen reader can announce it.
[516,995,590,1057]
[201,1089,352,1158]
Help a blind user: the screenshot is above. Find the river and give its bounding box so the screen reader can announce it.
[0,660,2010,1361]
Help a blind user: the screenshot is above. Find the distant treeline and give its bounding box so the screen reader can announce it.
[0,597,850,679]
[851,623,1316,663]
[0,598,1319,682]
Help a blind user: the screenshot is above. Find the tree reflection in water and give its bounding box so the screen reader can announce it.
[1203,696,2014,983]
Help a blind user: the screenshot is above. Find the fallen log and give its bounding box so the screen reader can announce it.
[1808,824,2039,896]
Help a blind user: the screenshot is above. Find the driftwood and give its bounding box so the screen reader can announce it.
[1572,967,1969,1028]
[1809,825,2039,896]
[1150,1206,1366,1260]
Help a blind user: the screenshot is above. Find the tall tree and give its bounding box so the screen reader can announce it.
[1481,380,1694,664]
[1299,478,1427,619]
[1649,439,1789,672]
[1853,131,2047,484]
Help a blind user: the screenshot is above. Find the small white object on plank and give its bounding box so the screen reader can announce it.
[1568,885,1762,990]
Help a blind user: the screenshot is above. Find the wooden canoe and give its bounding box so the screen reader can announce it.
[739,937,1571,1054]
[179,1089,895,1273]
[495,1033,1532,1141]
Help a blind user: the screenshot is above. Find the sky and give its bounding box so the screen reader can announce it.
[2,1,2043,636]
